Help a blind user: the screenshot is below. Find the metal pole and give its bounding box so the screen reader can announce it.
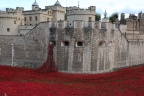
[11,44,14,66]
[133,21,134,40]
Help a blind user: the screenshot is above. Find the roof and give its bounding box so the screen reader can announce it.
[32,1,39,6]
[54,0,61,6]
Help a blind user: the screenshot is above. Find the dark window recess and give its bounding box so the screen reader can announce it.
[89,17,92,21]
[99,42,105,46]
[77,42,83,46]
[7,28,10,32]
[29,17,32,21]
[64,41,69,46]
[35,16,37,21]
[14,21,16,24]
[24,17,26,21]
[47,18,49,21]
[99,42,103,46]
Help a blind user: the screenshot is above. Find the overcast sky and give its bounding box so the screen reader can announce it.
[0,0,144,18]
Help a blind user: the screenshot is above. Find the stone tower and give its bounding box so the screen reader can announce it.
[32,0,39,10]
[45,0,66,21]
[121,13,125,20]
[66,6,96,26]
[120,13,126,25]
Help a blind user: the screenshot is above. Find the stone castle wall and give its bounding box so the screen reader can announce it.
[0,22,51,68]
[52,21,129,73]
[0,21,143,73]
[113,28,129,68]
[0,36,25,66]
[128,41,144,66]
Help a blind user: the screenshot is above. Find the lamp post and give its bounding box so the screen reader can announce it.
[11,44,14,66]
[133,21,134,40]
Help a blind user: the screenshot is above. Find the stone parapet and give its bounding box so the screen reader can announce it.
[45,6,66,12]
[66,6,95,16]
[6,7,24,12]
[49,21,101,29]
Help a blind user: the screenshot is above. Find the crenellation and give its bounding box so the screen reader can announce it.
[66,9,95,16]
[45,6,66,12]
[49,21,100,28]
[6,7,24,13]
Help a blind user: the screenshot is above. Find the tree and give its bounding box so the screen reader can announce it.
[109,13,119,23]
[95,13,101,21]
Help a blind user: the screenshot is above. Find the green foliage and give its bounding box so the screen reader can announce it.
[109,13,119,23]
[95,13,101,21]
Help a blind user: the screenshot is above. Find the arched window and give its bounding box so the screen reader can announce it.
[89,17,92,21]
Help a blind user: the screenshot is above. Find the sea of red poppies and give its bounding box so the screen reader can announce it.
[0,65,144,96]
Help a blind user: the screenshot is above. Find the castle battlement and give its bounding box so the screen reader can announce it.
[46,20,113,29]
[66,10,95,16]
[23,9,51,15]
[66,6,96,16]
[0,12,22,19]
[46,20,116,31]
[6,7,24,13]
[0,10,6,13]
[45,6,66,12]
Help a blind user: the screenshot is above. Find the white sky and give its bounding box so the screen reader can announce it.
[0,0,144,18]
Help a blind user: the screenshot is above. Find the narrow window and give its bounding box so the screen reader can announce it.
[35,16,37,21]
[50,12,52,15]
[14,21,16,24]
[89,17,92,21]
[24,17,26,21]
[47,18,49,21]
[7,28,10,32]
[29,16,32,21]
